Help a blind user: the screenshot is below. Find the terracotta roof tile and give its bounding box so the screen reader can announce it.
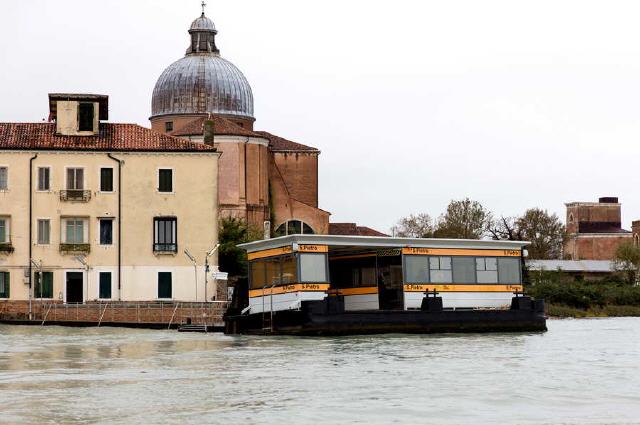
[255,131,319,153]
[329,223,389,237]
[0,123,215,152]
[171,116,261,137]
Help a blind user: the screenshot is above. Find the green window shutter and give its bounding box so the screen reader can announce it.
[0,272,9,298]
[99,273,112,299]
[158,272,172,299]
[43,272,53,298]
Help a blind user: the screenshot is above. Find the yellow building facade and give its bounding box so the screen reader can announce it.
[0,94,220,305]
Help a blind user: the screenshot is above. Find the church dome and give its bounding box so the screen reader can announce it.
[151,11,254,120]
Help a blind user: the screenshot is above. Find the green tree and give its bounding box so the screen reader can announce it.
[613,241,640,285]
[433,198,491,239]
[218,217,262,278]
[489,209,566,259]
[391,213,434,238]
[516,208,565,260]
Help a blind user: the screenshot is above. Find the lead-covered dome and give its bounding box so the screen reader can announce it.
[151,12,254,119]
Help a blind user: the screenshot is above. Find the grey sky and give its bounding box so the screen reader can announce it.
[2,0,640,233]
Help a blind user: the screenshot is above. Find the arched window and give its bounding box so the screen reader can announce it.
[274,220,315,237]
[568,213,574,224]
[635,234,639,247]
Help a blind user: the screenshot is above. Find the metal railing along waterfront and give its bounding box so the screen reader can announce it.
[16,301,232,327]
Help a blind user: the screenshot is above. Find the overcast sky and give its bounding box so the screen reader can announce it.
[2,0,640,232]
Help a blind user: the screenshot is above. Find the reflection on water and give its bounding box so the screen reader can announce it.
[1,319,640,424]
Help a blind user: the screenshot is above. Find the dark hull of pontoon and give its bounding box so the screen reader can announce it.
[224,298,547,336]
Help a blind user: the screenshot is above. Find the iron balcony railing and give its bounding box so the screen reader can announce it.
[59,243,91,254]
[154,243,177,253]
[0,242,14,253]
[60,190,91,202]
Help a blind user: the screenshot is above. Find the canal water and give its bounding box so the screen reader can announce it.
[0,319,639,425]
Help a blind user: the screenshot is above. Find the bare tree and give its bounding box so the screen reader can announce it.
[488,216,523,241]
[433,198,491,239]
[391,213,434,238]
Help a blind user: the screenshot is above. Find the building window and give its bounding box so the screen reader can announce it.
[274,220,315,237]
[476,257,498,284]
[0,167,7,190]
[0,218,8,244]
[37,219,50,245]
[37,167,50,191]
[34,272,53,299]
[165,121,173,132]
[66,168,84,190]
[78,102,94,131]
[158,169,173,192]
[635,234,640,247]
[0,272,9,298]
[498,258,522,284]
[429,256,452,283]
[568,213,574,224]
[100,168,114,192]
[99,272,112,299]
[65,218,86,244]
[158,272,172,299]
[154,217,177,252]
[99,219,113,245]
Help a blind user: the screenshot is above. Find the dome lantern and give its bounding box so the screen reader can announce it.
[150,5,254,121]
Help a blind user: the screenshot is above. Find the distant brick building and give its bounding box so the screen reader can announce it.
[564,197,633,260]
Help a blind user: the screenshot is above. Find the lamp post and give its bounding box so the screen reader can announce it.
[204,243,220,302]
[184,249,198,302]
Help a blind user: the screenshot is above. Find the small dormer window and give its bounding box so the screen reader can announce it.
[78,102,95,132]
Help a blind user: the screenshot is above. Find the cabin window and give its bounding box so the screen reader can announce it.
[264,257,281,286]
[78,102,95,132]
[0,272,9,298]
[281,255,296,284]
[476,257,498,284]
[330,256,376,288]
[452,257,476,284]
[34,272,54,299]
[498,258,521,284]
[250,261,267,289]
[299,253,328,283]
[429,256,452,283]
[404,256,430,283]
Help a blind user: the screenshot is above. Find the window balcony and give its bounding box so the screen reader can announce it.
[59,243,91,254]
[60,190,91,202]
[153,243,177,254]
[0,242,14,253]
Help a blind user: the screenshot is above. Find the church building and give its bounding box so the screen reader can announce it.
[149,9,330,236]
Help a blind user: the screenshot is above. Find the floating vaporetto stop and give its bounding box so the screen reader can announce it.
[224,235,547,335]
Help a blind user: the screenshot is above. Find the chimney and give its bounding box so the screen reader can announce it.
[599,197,619,204]
[203,115,214,146]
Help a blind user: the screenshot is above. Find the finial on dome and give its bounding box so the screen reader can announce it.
[201,1,207,16]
